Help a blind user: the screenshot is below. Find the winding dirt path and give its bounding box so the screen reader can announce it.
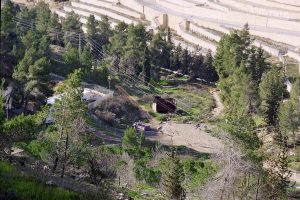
[211,90,224,118]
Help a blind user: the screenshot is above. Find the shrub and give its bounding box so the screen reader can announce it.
[97,96,146,125]
[94,111,116,125]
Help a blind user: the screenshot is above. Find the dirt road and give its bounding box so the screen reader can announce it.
[146,121,223,154]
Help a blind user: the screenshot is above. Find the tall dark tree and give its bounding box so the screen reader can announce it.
[110,22,128,71]
[85,15,100,58]
[161,151,185,199]
[171,44,182,70]
[97,15,112,52]
[259,67,286,126]
[180,47,190,74]
[50,70,87,178]
[48,13,63,45]
[1,0,19,68]
[122,23,147,75]
[189,50,204,79]
[35,2,51,35]
[142,47,151,84]
[62,11,82,47]
[203,50,218,82]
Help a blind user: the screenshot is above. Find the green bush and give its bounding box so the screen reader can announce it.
[134,159,161,186]
[182,159,218,189]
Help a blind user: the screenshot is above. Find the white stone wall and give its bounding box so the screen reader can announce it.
[206,1,230,12]
[189,24,222,41]
[79,0,142,19]
[253,40,280,57]
[271,0,300,7]
[246,0,300,12]
[56,0,299,61]
[156,0,227,19]
[69,1,139,24]
[177,25,217,53]
[287,50,300,64]
[220,0,300,20]
[250,30,300,47]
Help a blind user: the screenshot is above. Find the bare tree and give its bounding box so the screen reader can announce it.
[200,133,261,200]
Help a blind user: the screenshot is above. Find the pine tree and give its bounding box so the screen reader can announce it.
[161,151,185,200]
[62,43,80,73]
[203,50,218,82]
[35,2,51,35]
[265,128,291,199]
[122,23,147,75]
[51,70,87,178]
[62,11,82,47]
[1,0,18,65]
[98,15,112,46]
[149,31,165,70]
[259,67,286,126]
[143,47,151,84]
[48,13,63,45]
[278,79,300,148]
[171,44,182,70]
[110,22,128,72]
[189,50,204,79]
[180,47,190,74]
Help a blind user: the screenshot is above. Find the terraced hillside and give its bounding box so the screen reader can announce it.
[55,0,300,71]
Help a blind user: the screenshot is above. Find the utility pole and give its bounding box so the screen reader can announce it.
[108,75,111,94]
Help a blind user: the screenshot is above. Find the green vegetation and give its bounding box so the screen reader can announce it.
[1,1,299,199]
[0,161,95,200]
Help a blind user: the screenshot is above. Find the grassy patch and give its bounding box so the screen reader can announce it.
[253,115,267,128]
[182,159,218,190]
[286,64,300,79]
[0,161,96,200]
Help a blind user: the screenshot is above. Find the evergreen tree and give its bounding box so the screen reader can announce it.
[98,15,112,47]
[142,47,151,84]
[50,69,87,178]
[62,43,80,74]
[161,151,185,199]
[180,47,190,74]
[48,13,63,45]
[86,15,100,59]
[278,79,300,148]
[122,127,143,158]
[265,128,291,199]
[110,22,128,72]
[35,2,51,35]
[86,15,98,40]
[80,45,92,73]
[171,44,182,70]
[62,11,82,47]
[1,0,20,66]
[203,50,218,82]
[259,67,286,126]
[122,23,147,75]
[189,50,204,79]
[149,31,165,69]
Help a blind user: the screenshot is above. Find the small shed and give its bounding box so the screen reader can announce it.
[152,96,176,113]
